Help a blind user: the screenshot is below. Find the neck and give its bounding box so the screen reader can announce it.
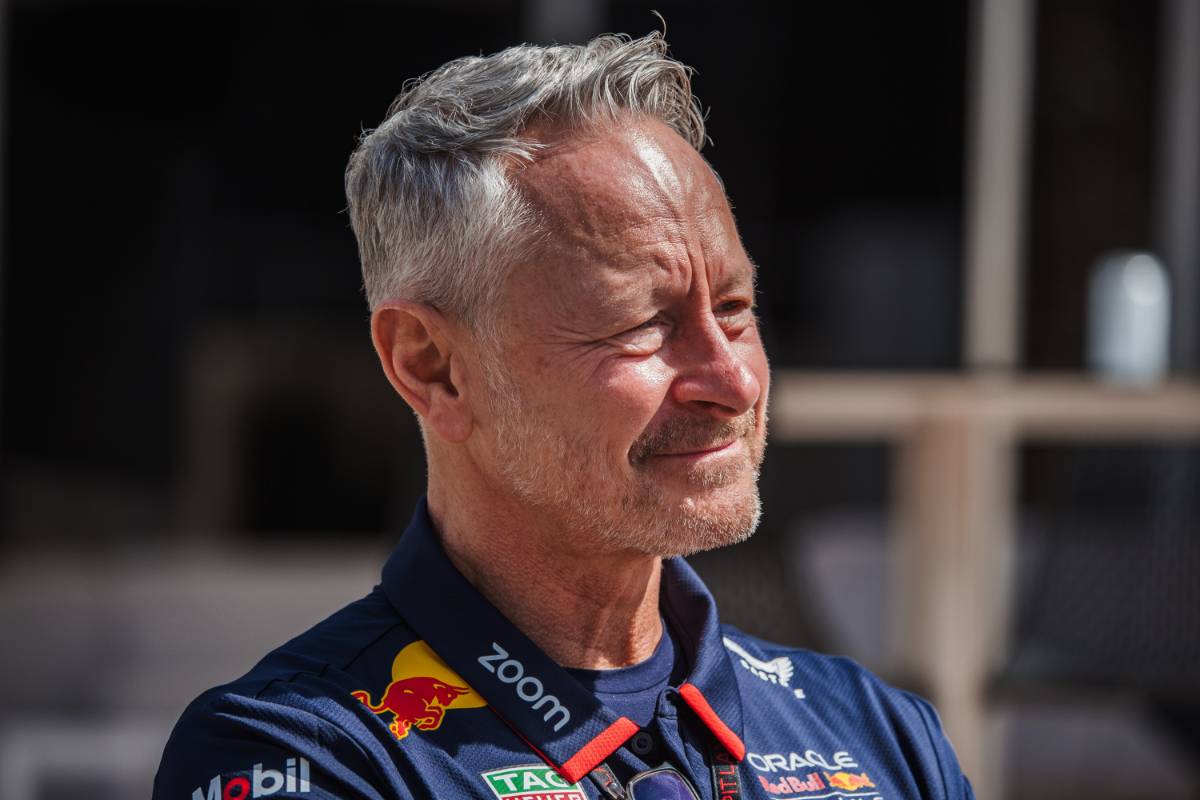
[427,473,664,670]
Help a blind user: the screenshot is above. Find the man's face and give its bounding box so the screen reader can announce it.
[472,118,770,558]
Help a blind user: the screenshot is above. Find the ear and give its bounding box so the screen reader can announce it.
[371,301,474,443]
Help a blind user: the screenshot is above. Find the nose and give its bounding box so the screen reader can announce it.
[668,313,761,417]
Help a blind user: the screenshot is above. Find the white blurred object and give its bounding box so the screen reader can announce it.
[1088,251,1171,386]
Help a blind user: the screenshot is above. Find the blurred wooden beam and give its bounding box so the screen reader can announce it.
[772,372,1200,440]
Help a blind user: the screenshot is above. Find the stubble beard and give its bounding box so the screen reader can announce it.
[482,363,767,557]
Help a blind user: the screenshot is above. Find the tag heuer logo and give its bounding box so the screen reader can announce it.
[481,765,586,800]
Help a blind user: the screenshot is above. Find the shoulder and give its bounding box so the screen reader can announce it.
[154,587,419,799]
[720,624,920,708]
[719,625,975,800]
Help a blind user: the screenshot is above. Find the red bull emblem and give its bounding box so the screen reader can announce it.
[352,640,486,741]
[824,771,875,791]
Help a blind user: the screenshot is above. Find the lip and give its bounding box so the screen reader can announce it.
[654,439,740,459]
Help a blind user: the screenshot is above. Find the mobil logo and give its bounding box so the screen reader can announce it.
[192,756,309,800]
[352,640,486,741]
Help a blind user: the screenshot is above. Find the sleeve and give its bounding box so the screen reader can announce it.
[152,691,409,800]
[903,692,976,800]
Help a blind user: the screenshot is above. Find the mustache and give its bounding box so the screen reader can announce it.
[629,410,758,464]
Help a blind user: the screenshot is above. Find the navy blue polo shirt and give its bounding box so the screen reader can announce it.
[154,499,974,800]
[565,620,687,727]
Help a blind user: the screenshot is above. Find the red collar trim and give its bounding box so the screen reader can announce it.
[559,717,640,783]
[678,683,747,761]
[491,712,638,785]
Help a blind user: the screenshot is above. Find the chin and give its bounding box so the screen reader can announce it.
[601,473,764,558]
[664,481,764,557]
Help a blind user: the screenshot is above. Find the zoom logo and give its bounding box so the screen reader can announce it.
[479,642,571,731]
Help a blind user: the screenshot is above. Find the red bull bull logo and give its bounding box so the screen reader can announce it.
[824,771,875,791]
[352,640,486,741]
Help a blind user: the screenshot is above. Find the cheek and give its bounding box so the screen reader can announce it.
[593,359,675,437]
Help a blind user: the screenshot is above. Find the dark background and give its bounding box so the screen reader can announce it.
[2,0,971,539]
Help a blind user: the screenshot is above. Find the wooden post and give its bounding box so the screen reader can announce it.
[964,0,1035,371]
[890,383,1015,797]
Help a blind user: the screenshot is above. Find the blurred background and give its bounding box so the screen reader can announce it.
[1,0,1198,797]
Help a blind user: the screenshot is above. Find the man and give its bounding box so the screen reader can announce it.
[155,32,973,800]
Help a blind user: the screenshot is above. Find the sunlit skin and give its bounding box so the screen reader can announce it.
[371,116,770,669]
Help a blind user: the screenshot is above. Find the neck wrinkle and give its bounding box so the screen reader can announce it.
[427,469,665,671]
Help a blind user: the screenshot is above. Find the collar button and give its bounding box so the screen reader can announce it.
[630,730,656,756]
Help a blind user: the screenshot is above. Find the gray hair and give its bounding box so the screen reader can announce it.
[344,31,707,339]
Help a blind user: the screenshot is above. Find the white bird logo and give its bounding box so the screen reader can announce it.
[722,637,797,690]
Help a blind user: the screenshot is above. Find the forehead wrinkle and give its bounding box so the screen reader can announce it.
[514,121,701,263]
[508,119,747,335]
[624,126,690,223]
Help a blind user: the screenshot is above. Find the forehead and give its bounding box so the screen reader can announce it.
[512,117,743,278]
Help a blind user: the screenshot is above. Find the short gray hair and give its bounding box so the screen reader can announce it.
[344,31,707,338]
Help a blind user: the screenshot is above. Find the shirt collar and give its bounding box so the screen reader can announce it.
[380,498,745,782]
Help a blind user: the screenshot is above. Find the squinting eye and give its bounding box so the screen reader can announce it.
[615,317,667,354]
[716,300,751,316]
[621,312,667,334]
[715,301,756,338]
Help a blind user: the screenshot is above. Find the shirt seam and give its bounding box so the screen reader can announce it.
[906,692,952,799]
[249,619,408,701]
